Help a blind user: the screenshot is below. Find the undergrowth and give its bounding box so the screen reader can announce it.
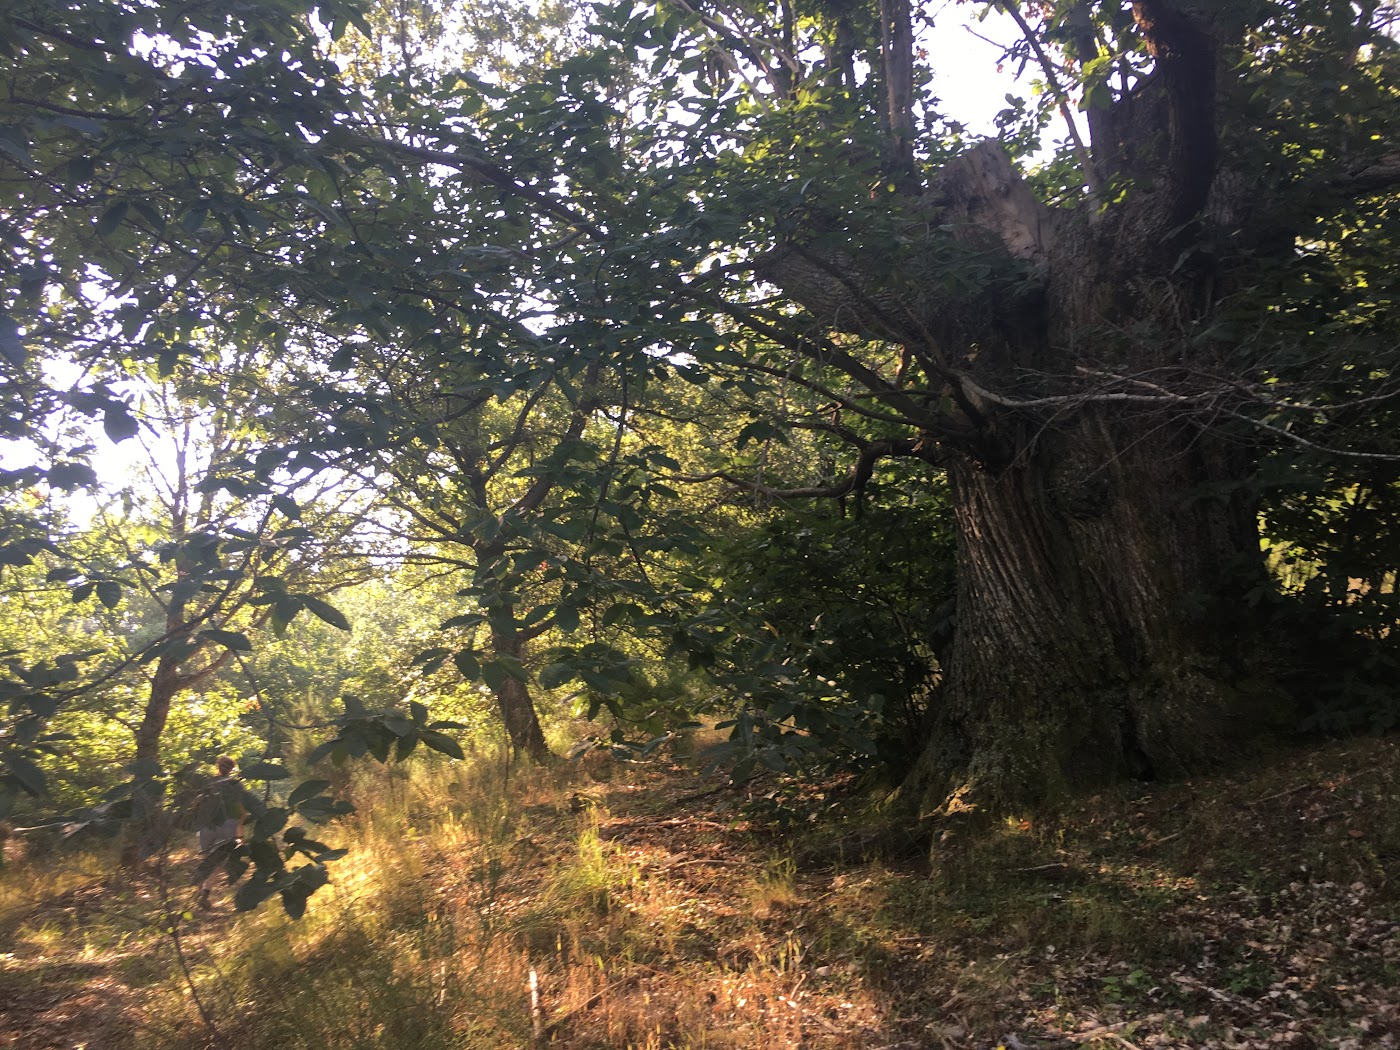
[2,737,1399,1048]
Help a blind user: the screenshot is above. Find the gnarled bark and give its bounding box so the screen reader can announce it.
[751,3,1296,813]
[906,411,1284,813]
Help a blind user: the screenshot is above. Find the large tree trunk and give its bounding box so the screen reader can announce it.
[907,409,1287,814]
[750,0,1321,817]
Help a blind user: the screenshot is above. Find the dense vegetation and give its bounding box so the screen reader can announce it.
[0,0,1397,1043]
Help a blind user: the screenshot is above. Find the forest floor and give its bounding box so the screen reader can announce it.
[2,735,1399,1049]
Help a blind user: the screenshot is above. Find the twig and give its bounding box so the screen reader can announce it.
[661,857,741,870]
[669,783,737,806]
[1247,783,1310,807]
[997,2,1101,195]
[1070,1025,1144,1049]
[529,967,544,1044]
[156,850,223,1039]
[603,817,732,831]
[541,974,640,1036]
[1138,829,1186,848]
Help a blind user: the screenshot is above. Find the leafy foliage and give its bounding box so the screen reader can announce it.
[681,481,956,781]
[3,0,1400,903]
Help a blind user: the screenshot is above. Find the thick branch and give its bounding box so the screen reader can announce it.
[1330,152,1400,198]
[511,360,601,516]
[879,0,916,171]
[1131,1,1217,230]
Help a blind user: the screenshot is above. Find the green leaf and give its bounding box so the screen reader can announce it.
[349,10,375,37]
[95,580,121,609]
[539,661,577,689]
[415,647,450,674]
[440,612,485,630]
[47,462,98,490]
[200,629,252,652]
[287,779,332,807]
[541,518,588,541]
[305,739,341,765]
[480,660,506,692]
[97,201,129,236]
[295,796,352,823]
[410,700,428,725]
[270,596,302,636]
[301,594,350,631]
[240,761,291,781]
[453,649,480,680]
[5,752,46,796]
[181,206,207,234]
[496,653,528,682]
[420,730,465,760]
[280,888,310,920]
[55,114,105,137]
[235,879,278,912]
[132,200,165,232]
[66,155,95,185]
[253,807,289,839]
[734,419,788,451]
[271,493,301,520]
[0,312,23,368]
[602,603,643,627]
[364,730,392,763]
[0,126,33,167]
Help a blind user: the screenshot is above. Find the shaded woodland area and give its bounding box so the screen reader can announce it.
[1,0,1399,1045]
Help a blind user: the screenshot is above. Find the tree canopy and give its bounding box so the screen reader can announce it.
[2,0,1398,901]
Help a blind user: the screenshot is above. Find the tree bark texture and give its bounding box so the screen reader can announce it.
[906,412,1282,813]
[489,617,552,763]
[122,652,183,865]
[753,2,1318,811]
[133,655,181,775]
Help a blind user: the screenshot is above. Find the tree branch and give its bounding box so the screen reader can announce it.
[674,437,936,501]
[998,3,1101,196]
[1131,1,1217,229]
[879,0,916,172]
[1330,152,1400,197]
[354,134,605,238]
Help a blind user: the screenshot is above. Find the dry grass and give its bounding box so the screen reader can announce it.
[3,737,1400,1048]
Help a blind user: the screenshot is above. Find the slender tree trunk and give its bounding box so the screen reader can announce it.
[122,653,183,865]
[907,410,1288,814]
[134,656,182,775]
[489,616,553,763]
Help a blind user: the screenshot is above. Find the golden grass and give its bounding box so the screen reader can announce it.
[5,738,1400,1048]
